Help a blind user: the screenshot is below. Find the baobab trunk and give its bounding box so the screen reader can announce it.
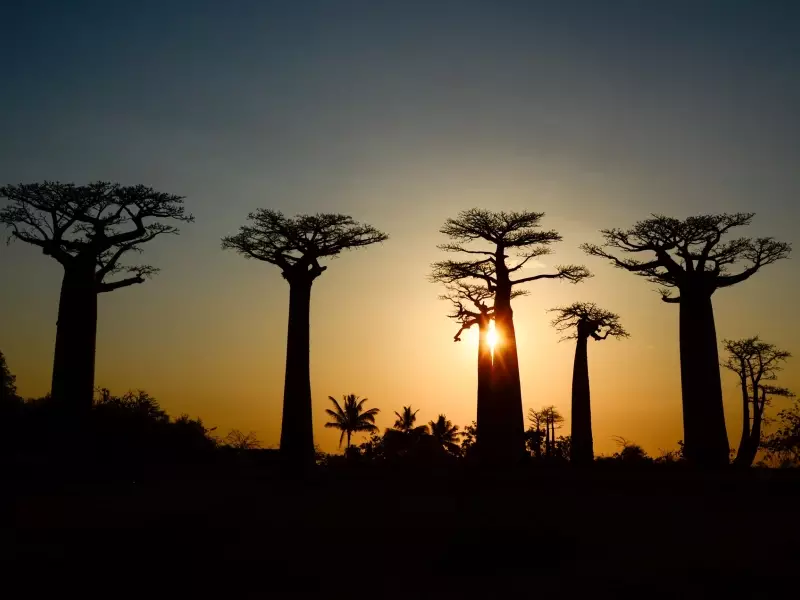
[280,278,316,469]
[570,334,593,465]
[678,291,729,467]
[489,278,525,463]
[476,313,494,453]
[733,363,751,467]
[51,260,98,413]
[739,388,765,468]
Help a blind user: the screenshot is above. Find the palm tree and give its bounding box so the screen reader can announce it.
[393,405,429,436]
[325,394,380,449]
[429,414,461,455]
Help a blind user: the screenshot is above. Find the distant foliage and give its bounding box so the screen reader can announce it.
[223,429,263,450]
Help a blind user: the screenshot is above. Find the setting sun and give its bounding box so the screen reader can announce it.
[487,320,499,352]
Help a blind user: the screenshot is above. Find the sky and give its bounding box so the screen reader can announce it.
[1,0,798,456]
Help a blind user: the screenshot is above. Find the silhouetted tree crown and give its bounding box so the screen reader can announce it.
[324,394,380,449]
[221,210,388,282]
[431,209,591,288]
[549,302,629,341]
[393,405,429,436]
[581,213,791,302]
[0,350,18,396]
[428,414,461,455]
[0,181,193,291]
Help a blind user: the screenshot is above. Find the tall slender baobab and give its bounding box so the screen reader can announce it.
[0,182,193,413]
[723,337,792,468]
[549,302,629,465]
[222,210,387,469]
[432,209,590,462]
[582,213,791,467]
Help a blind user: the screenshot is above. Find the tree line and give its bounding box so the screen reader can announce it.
[0,182,795,471]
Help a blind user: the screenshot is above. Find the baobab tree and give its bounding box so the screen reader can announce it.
[222,210,387,469]
[432,209,590,462]
[582,213,791,467]
[550,303,628,465]
[723,337,792,468]
[0,181,193,413]
[439,282,526,448]
[539,405,564,457]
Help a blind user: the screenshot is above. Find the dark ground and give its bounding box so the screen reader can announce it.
[6,461,800,598]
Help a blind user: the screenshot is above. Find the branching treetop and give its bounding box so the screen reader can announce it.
[433,208,591,289]
[549,302,629,341]
[723,337,791,388]
[0,181,192,292]
[221,210,388,281]
[439,282,527,341]
[581,213,791,302]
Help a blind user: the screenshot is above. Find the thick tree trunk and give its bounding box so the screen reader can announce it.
[51,262,98,413]
[488,282,525,463]
[570,335,593,465]
[678,291,729,467]
[733,369,751,467]
[476,313,493,451]
[279,278,316,469]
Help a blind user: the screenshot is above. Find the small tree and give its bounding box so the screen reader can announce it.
[723,337,792,467]
[0,350,19,405]
[324,394,380,450]
[428,414,461,456]
[582,214,791,467]
[433,209,590,463]
[764,397,800,466]
[526,408,546,458]
[224,429,263,450]
[1,182,193,413]
[392,405,429,436]
[539,405,564,457]
[549,303,628,465]
[222,211,387,469]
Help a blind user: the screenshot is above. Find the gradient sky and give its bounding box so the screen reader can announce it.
[1,0,798,455]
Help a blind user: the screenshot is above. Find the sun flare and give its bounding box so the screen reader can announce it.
[487,320,499,352]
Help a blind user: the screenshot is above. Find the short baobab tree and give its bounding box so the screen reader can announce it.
[0,181,193,413]
[549,302,629,465]
[222,210,387,469]
[723,337,792,468]
[582,213,791,467]
[432,209,591,463]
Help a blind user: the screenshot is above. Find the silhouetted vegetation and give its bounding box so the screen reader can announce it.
[324,394,380,453]
[222,211,387,470]
[433,209,590,463]
[583,214,791,467]
[428,414,462,456]
[0,182,193,415]
[550,303,628,464]
[723,337,793,467]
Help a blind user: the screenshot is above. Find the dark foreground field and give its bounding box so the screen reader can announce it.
[7,461,800,597]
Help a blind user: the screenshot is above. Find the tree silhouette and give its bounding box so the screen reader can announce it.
[224,429,263,450]
[324,394,380,450]
[539,406,564,457]
[550,303,629,465]
[0,350,19,405]
[439,283,527,450]
[526,408,546,458]
[764,397,800,466]
[392,405,429,436]
[0,182,193,413]
[723,338,792,467]
[222,210,387,469]
[432,209,590,463]
[611,436,650,463]
[428,414,461,456]
[582,213,791,467]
